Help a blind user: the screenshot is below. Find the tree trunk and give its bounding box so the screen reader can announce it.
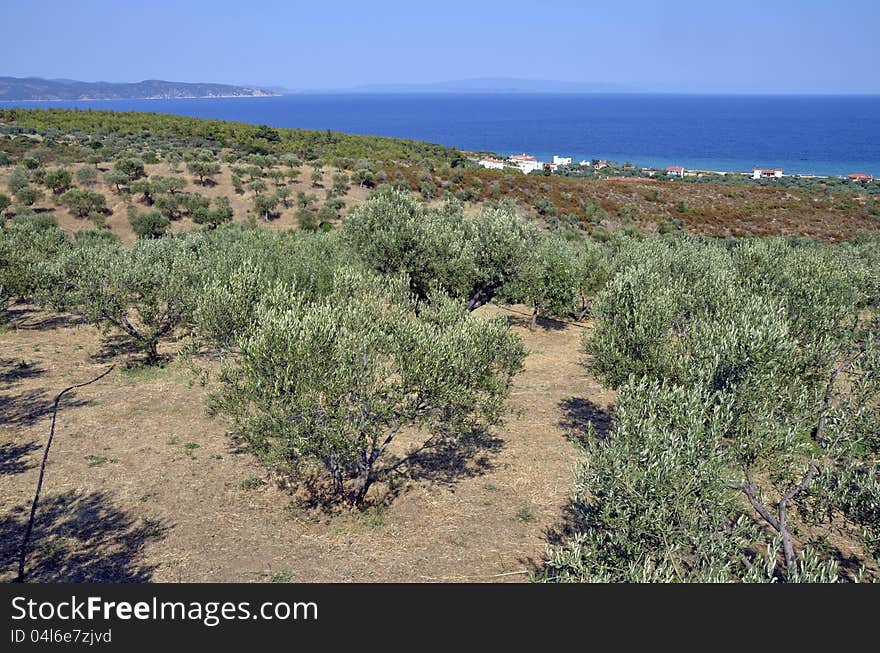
[351,455,373,507]
[143,339,159,365]
[530,305,539,331]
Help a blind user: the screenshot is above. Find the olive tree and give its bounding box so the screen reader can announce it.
[192,196,234,229]
[548,237,880,582]
[209,273,525,506]
[115,157,145,181]
[0,220,70,311]
[128,210,171,239]
[60,188,106,218]
[75,166,98,187]
[44,167,73,194]
[7,167,30,195]
[252,193,278,221]
[47,236,202,363]
[539,378,842,583]
[343,189,538,311]
[187,160,221,185]
[499,234,580,328]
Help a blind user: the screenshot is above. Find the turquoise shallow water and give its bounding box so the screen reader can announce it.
[3,93,879,176]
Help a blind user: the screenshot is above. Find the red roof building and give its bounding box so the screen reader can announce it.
[849,173,874,182]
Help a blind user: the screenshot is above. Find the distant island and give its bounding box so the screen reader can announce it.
[0,77,278,101]
[300,77,630,94]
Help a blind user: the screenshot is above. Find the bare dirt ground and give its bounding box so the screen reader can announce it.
[0,304,612,583]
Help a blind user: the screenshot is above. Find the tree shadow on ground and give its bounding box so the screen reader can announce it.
[90,334,154,364]
[505,313,568,332]
[0,440,41,475]
[2,305,84,331]
[0,387,93,428]
[385,426,504,486]
[520,398,615,576]
[0,359,46,384]
[557,396,614,446]
[0,490,167,582]
[283,426,505,512]
[520,496,600,577]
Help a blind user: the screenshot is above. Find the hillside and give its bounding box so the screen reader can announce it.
[1,109,878,585]
[0,77,278,101]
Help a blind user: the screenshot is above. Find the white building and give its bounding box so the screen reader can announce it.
[509,153,542,174]
[552,155,572,166]
[753,168,784,179]
[666,166,686,178]
[477,157,505,170]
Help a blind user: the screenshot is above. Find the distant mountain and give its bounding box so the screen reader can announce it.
[334,77,630,94]
[0,77,279,101]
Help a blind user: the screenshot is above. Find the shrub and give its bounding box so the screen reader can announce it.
[60,188,106,218]
[551,236,880,582]
[209,275,525,506]
[0,220,69,309]
[47,236,203,363]
[343,189,538,310]
[44,167,73,194]
[129,210,171,239]
[15,186,43,207]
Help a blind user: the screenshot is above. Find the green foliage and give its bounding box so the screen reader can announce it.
[46,236,204,362]
[209,275,525,506]
[75,166,98,186]
[187,160,221,184]
[1,108,465,167]
[192,196,234,228]
[44,167,73,194]
[150,175,187,195]
[60,188,106,218]
[0,220,69,308]
[252,193,279,221]
[115,157,145,181]
[103,169,131,192]
[343,189,539,310]
[500,234,581,323]
[15,185,43,207]
[129,210,171,239]
[129,178,154,204]
[546,235,880,582]
[7,167,30,195]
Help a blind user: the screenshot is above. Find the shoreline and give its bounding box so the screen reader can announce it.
[2,98,876,179]
[0,94,279,102]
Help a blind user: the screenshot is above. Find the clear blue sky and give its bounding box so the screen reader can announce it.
[5,0,879,93]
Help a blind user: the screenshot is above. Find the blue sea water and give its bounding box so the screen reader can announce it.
[3,93,879,177]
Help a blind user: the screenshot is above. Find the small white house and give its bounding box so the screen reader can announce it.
[478,157,505,170]
[753,168,784,179]
[552,155,572,166]
[666,165,686,178]
[510,154,542,174]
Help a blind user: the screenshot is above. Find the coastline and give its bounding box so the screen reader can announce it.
[0,94,280,102]
[2,94,877,179]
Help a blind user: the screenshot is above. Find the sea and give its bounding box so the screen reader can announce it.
[3,93,879,177]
